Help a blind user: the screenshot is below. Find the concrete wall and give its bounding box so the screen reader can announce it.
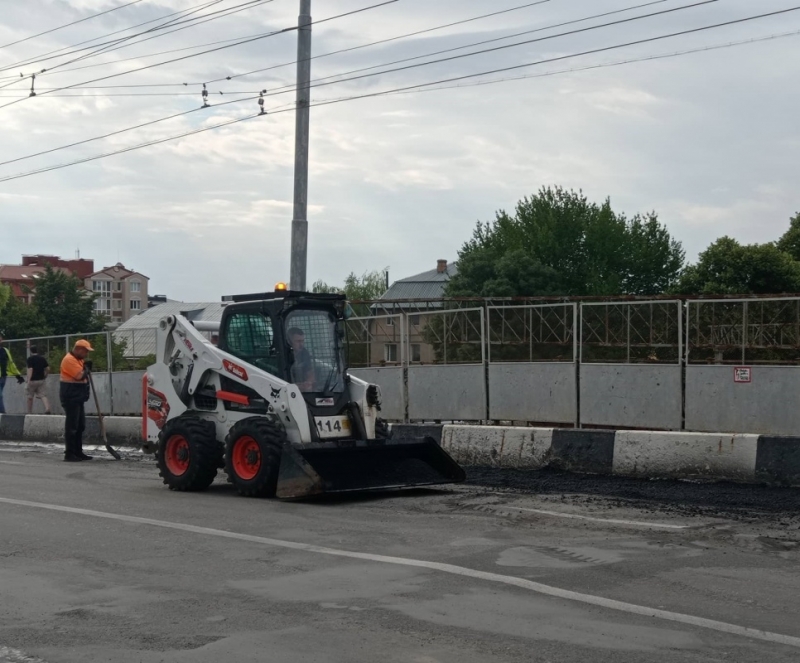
[407,365,486,421]
[580,364,682,431]
[488,363,576,424]
[350,367,405,421]
[685,365,800,435]
[1,371,143,416]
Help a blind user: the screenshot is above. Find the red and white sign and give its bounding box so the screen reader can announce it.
[733,367,752,384]
[223,359,249,381]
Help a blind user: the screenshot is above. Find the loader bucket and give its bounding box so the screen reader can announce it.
[275,436,466,500]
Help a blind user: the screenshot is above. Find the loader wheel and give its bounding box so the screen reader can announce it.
[156,418,222,492]
[224,418,284,498]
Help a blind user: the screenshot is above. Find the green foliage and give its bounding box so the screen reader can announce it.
[447,187,684,298]
[0,284,10,312]
[675,236,800,295]
[32,265,102,336]
[777,212,800,261]
[313,270,388,300]
[0,294,50,339]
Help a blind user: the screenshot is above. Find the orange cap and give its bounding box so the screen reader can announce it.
[74,339,95,351]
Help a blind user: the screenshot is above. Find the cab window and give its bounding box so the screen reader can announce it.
[224,312,278,375]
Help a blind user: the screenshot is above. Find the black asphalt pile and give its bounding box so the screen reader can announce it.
[465,466,800,521]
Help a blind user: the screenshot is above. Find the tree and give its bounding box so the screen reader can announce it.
[312,270,388,301]
[0,284,9,312]
[675,236,800,295]
[447,187,685,298]
[777,212,800,261]
[32,265,103,335]
[0,294,50,339]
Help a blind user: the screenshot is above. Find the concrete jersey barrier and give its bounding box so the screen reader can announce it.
[2,416,799,488]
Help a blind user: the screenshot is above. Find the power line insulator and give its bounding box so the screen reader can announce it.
[29,74,36,97]
[258,92,265,115]
[201,83,209,108]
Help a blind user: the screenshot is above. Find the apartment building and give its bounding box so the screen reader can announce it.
[86,263,149,326]
[0,254,95,303]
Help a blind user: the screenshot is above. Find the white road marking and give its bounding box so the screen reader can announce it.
[0,645,48,662]
[1,496,798,649]
[507,505,690,530]
[0,460,24,465]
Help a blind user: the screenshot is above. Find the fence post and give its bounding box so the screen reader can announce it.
[402,312,409,423]
[576,303,583,429]
[106,331,114,415]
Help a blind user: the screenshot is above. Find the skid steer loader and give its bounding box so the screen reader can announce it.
[141,287,465,499]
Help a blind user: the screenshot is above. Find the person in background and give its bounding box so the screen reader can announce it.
[26,346,51,415]
[60,339,94,462]
[210,333,219,346]
[0,334,25,414]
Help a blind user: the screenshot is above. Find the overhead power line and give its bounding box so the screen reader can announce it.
[26,0,673,92]
[0,0,267,78]
[399,28,800,96]
[0,0,224,73]
[0,1,398,112]
[1,8,797,183]
[0,0,146,50]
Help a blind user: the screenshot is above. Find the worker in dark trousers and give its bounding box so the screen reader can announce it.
[59,339,94,462]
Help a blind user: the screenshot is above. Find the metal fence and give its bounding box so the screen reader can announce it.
[6,296,800,434]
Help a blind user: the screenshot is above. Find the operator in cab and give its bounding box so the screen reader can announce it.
[60,339,94,462]
[288,327,315,392]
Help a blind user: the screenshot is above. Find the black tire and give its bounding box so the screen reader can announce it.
[375,418,390,440]
[156,417,222,491]
[224,418,285,498]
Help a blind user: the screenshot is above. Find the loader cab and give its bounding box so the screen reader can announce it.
[219,291,350,410]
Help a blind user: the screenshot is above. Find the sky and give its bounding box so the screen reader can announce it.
[0,0,798,301]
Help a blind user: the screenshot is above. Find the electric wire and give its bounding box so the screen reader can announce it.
[0,0,224,73]
[2,5,797,181]
[18,0,672,92]
[0,1,398,112]
[0,0,146,50]
[0,0,267,79]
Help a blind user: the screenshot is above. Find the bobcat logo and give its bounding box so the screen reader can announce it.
[270,387,282,401]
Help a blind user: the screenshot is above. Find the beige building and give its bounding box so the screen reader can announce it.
[86,263,149,327]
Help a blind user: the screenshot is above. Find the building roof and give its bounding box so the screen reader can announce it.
[0,264,58,280]
[373,261,458,308]
[113,301,226,358]
[87,263,149,280]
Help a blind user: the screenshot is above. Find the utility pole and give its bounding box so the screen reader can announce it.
[290,0,311,292]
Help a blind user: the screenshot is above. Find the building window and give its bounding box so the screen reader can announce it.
[384,344,398,363]
[386,317,394,327]
[95,299,111,314]
[130,281,141,293]
[411,344,421,363]
[92,280,111,294]
[130,299,141,311]
[410,315,420,326]
[114,299,122,310]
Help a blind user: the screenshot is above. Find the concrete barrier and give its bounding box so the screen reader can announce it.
[0,414,142,447]
[3,417,800,488]
[441,424,800,487]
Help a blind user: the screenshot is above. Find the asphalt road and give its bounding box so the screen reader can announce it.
[1,441,800,663]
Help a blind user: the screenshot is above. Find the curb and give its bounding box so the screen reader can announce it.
[0,414,142,448]
[438,425,800,488]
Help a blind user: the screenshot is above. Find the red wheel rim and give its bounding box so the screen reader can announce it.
[165,435,190,476]
[232,435,261,481]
